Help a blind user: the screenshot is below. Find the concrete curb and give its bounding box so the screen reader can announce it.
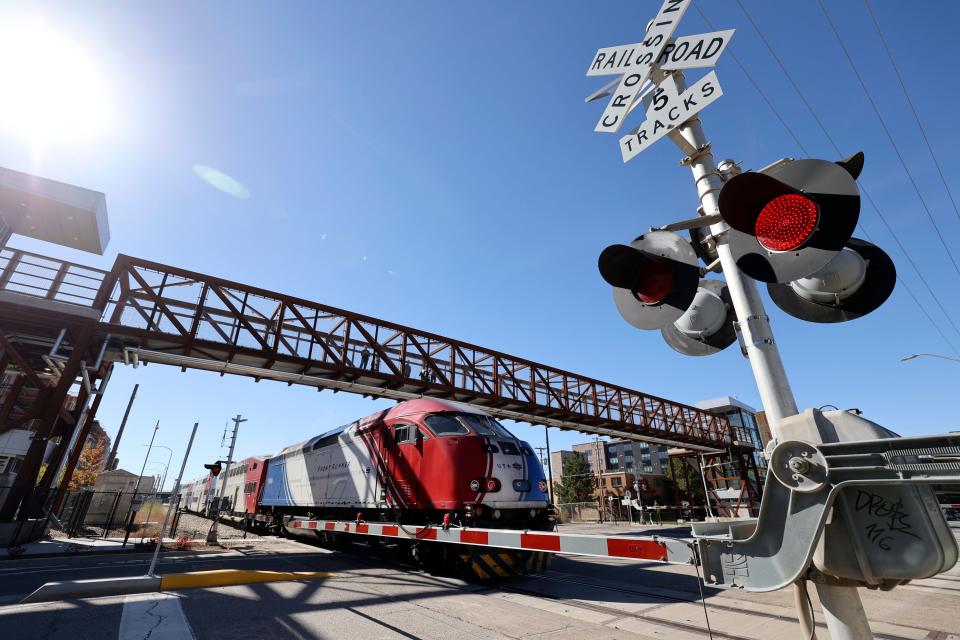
[160,569,335,591]
[19,569,335,604]
[21,575,161,604]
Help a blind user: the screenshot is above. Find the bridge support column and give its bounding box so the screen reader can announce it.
[0,322,95,521]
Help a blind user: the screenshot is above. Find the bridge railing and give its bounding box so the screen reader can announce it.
[0,248,735,448]
[0,248,107,308]
[93,254,733,447]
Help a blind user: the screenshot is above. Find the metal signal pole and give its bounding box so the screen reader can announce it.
[670,70,871,640]
[207,414,246,544]
[106,383,138,471]
[148,422,198,577]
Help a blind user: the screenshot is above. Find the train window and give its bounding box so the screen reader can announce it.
[393,423,419,445]
[423,413,469,436]
[457,413,514,438]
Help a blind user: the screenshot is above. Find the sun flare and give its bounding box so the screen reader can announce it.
[0,17,112,146]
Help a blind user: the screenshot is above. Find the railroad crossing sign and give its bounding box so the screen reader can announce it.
[586,0,734,161]
[621,72,722,162]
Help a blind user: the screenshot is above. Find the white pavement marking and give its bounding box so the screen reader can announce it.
[118,593,195,640]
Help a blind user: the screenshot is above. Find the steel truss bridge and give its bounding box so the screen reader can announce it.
[0,247,761,521]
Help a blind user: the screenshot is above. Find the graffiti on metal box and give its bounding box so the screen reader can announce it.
[854,490,921,551]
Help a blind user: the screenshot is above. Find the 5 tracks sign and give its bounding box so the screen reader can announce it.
[586,0,733,161]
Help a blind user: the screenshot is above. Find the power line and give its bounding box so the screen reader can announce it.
[693,4,808,157]
[817,0,960,280]
[723,0,960,350]
[863,0,960,227]
[856,223,960,356]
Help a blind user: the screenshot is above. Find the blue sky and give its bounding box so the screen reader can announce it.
[3,1,960,487]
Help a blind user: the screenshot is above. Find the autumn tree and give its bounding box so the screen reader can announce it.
[68,421,111,490]
[69,442,106,489]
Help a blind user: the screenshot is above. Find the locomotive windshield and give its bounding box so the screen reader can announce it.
[423,413,470,436]
[423,412,515,438]
[456,413,515,438]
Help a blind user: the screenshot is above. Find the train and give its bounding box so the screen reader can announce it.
[179,398,554,532]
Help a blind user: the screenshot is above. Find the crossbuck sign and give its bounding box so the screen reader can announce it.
[586,0,734,162]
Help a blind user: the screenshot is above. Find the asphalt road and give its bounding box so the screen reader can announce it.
[1,531,958,639]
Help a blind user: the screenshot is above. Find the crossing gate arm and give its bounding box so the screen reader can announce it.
[286,518,698,566]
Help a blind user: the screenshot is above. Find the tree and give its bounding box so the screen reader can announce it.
[554,452,595,504]
[663,457,705,503]
[69,441,106,490]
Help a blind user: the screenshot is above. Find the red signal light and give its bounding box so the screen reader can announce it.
[486,478,501,492]
[630,261,674,304]
[754,193,819,252]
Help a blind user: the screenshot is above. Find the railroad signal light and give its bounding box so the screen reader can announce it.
[717,152,863,283]
[661,280,737,356]
[204,461,223,477]
[598,230,700,330]
[767,237,896,323]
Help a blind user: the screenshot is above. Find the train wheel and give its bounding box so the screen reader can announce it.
[411,541,448,573]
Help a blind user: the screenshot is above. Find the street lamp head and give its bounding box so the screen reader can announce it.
[900,354,919,362]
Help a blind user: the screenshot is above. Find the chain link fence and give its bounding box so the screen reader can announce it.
[555,500,710,525]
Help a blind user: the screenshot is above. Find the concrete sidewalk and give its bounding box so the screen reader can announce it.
[0,536,134,559]
[20,569,336,603]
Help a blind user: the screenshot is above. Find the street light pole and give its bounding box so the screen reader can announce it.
[901,353,960,363]
[149,445,174,492]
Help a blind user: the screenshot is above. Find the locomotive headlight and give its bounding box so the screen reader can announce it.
[469,479,481,492]
[486,478,501,492]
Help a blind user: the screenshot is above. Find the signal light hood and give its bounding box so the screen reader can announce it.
[600,231,701,330]
[718,157,862,283]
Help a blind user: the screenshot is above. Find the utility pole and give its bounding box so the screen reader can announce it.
[207,414,246,544]
[122,420,158,547]
[535,446,552,504]
[544,427,554,504]
[594,435,604,523]
[106,383,138,471]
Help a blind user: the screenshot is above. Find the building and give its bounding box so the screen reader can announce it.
[696,396,763,448]
[570,438,671,476]
[554,438,671,503]
[694,396,766,517]
[84,469,157,527]
[596,470,669,502]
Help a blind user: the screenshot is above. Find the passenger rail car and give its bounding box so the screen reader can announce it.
[216,456,268,525]
[260,398,551,529]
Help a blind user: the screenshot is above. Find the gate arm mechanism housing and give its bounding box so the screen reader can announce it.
[692,408,960,592]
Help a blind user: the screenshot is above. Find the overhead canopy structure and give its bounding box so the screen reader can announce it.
[0,167,109,254]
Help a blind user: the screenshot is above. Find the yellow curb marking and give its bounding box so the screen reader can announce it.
[160,569,335,591]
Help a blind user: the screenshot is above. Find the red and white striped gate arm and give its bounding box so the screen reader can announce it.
[288,518,696,565]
